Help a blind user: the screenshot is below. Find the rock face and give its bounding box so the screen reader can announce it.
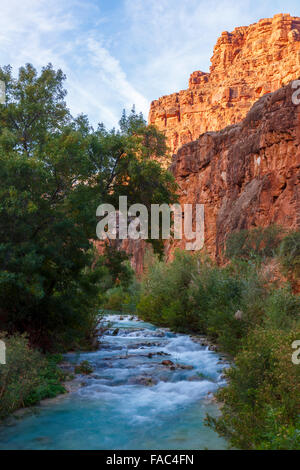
[167,81,300,260]
[121,79,300,272]
[101,15,300,275]
[149,14,300,155]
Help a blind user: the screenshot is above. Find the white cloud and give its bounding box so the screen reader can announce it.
[119,0,300,118]
[0,0,299,127]
[85,37,148,113]
[122,0,258,98]
[0,0,148,128]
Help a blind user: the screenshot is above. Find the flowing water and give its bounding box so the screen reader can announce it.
[0,315,228,449]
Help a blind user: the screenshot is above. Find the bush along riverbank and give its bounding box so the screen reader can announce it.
[0,334,68,420]
[106,227,300,450]
[0,334,98,421]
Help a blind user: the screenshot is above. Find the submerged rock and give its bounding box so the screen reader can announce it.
[34,436,52,444]
[206,392,218,403]
[176,364,194,370]
[161,360,193,370]
[155,331,165,337]
[129,376,158,386]
[128,341,161,349]
[161,360,174,366]
[188,375,202,382]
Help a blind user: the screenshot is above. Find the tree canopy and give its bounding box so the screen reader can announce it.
[0,63,177,350]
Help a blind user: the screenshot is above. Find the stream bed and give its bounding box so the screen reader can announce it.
[0,314,228,449]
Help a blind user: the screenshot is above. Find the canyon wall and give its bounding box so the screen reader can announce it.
[125,81,299,274]
[166,81,300,261]
[149,13,300,155]
[118,14,300,274]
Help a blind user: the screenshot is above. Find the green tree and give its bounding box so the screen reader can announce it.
[0,64,177,350]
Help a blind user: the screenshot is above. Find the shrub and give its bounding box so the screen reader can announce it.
[101,275,141,314]
[137,251,250,352]
[0,333,65,419]
[207,327,300,449]
[263,286,300,330]
[102,287,128,312]
[279,230,300,279]
[24,354,66,405]
[137,250,199,330]
[188,263,247,353]
[258,413,300,450]
[74,360,93,375]
[225,225,283,261]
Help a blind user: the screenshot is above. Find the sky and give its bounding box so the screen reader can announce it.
[0,0,300,129]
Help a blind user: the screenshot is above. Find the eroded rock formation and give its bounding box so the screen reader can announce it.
[109,15,300,275]
[149,13,300,155]
[167,81,300,260]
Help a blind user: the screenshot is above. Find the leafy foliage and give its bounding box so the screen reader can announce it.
[225,225,283,261]
[137,250,250,353]
[263,286,300,330]
[279,230,300,279]
[0,333,65,419]
[0,64,177,350]
[74,360,93,375]
[208,328,300,449]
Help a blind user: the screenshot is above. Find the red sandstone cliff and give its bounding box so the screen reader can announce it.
[115,15,300,275]
[124,80,299,274]
[149,13,300,155]
[167,81,300,260]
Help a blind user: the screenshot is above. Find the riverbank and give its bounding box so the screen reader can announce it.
[0,353,93,424]
[0,325,103,422]
[0,334,69,422]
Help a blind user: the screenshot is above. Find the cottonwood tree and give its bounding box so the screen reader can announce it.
[0,64,177,350]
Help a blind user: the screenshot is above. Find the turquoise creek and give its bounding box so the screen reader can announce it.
[0,315,228,449]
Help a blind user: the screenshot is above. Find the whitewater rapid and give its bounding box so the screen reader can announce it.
[0,314,228,449]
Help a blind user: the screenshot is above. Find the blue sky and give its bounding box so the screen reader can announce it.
[0,0,299,128]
